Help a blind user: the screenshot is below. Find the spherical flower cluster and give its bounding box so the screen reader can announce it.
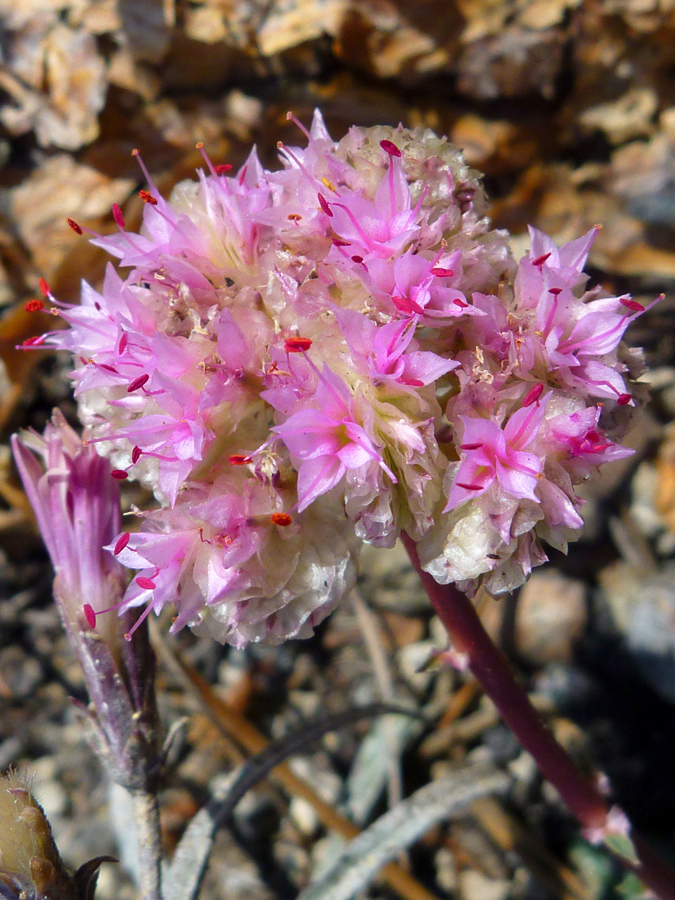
[32,111,653,645]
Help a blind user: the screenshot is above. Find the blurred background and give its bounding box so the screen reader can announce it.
[1,2,675,899]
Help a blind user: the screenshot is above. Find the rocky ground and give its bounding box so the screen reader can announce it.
[2,2,675,899]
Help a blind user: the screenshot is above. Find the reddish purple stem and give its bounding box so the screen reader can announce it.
[401,532,675,900]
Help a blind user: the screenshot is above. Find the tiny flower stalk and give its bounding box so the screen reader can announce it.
[11,413,162,900]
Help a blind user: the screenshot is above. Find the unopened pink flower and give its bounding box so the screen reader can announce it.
[11,410,126,631]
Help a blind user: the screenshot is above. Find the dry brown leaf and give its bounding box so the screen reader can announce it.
[183,5,231,44]
[70,0,122,33]
[108,49,162,101]
[456,0,516,43]
[518,0,582,30]
[0,0,83,29]
[116,0,175,63]
[2,14,51,90]
[457,27,565,99]
[10,155,134,276]
[36,25,107,149]
[579,87,658,144]
[0,68,44,137]
[257,0,348,55]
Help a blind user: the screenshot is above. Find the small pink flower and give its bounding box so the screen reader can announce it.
[445,400,548,511]
[334,307,458,387]
[322,149,422,261]
[546,406,634,477]
[271,365,395,512]
[365,250,476,323]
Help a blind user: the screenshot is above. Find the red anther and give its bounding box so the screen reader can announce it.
[112,203,125,228]
[285,336,312,353]
[111,469,129,480]
[318,193,333,217]
[136,576,156,590]
[457,482,484,491]
[287,213,302,221]
[127,373,149,392]
[332,239,350,247]
[21,335,46,347]
[114,533,131,555]
[522,383,544,407]
[548,287,563,296]
[83,604,97,628]
[431,267,454,277]
[380,139,401,158]
[460,442,483,451]
[453,298,468,308]
[620,297,645,313]
[228,454,251,465]
[131,445,142,464]
[38,277,50,297]
[271,512,293,527]
[24,299,44,312]
[215,163,233,174]
[531,252,552,267]
[100,364,118,373]
[139,189,158,205]
[67,218,83,234]
[617,393,632,406]
[351,255,364,264]
[118,332,128,354]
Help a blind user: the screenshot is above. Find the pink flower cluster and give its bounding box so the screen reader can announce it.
[23,112,653,645]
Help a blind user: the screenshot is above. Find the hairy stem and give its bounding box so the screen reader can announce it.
[401,532,675,900]
[131,787,163,900]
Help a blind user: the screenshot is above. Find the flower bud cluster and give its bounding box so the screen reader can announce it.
[34,111,652,645]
